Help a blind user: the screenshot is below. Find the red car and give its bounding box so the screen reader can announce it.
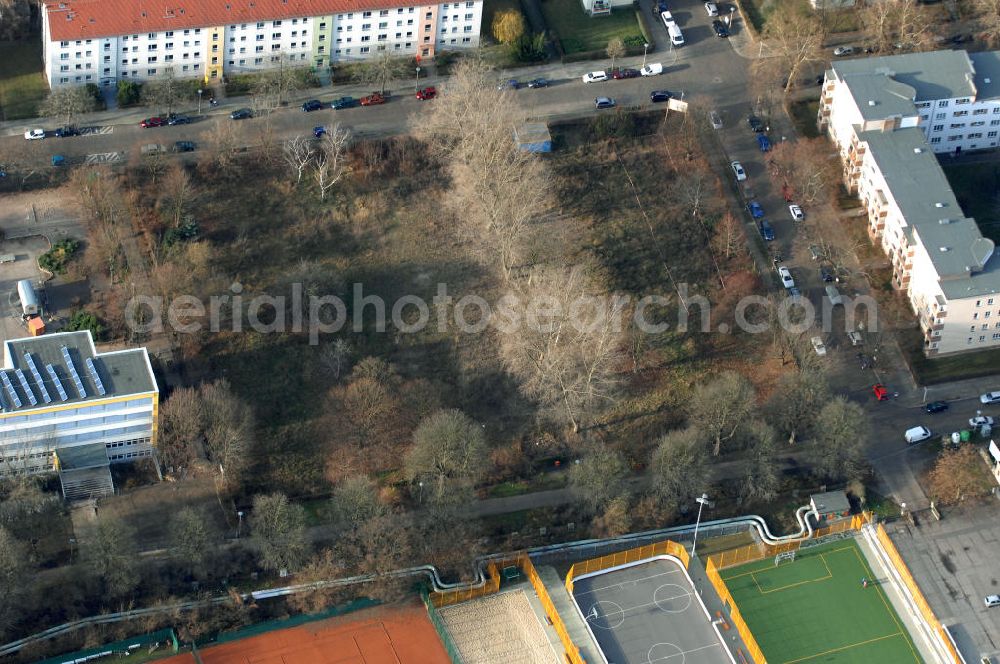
[360,91,387,106]
[612,68,640,80]
[416,86,437,100]
[140,117,167,128]
[873,384,889,401]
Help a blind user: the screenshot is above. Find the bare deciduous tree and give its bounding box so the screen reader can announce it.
[500,264,626,432]
[313,125,351,201]
[860,0,936,53]
[927,445,994,504]
[811,397,868,481]
[330,475,387,528]
[85,517,140,598]
[251,492,310,573]
[405,409,487,503]
[649,427,710,506]
[768,138,839,206]
[689,371,756,456]
[352,51,411,94]
[282,135,314,185]
[160,164,198,228]
[762,12,826,93]
[141,67,188,115]
[39,85,96,126]
[569,444,628,513]
[200,380,255,488]
[319,338,353,380]
[766,369,830,444]
[168,507,216,576]
[157,386,203,471]
[973,0,1000,47]
[739,420,780,504]
[0,526,27,637]
[606,37,626,73]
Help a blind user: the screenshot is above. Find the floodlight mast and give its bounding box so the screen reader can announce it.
[691,493,712,559]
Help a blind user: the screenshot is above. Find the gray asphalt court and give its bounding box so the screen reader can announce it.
[571,559,733,664]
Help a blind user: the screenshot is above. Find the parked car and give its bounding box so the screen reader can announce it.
[873,384,889,401]
[981,391,1000,404]
[360,91,388,106]
[820,265,834,282]
[230,108,253,120]
[23,129,45,140]
[747,115,765,132]
[172,140,197,152]
[301,99,324,112]
[924,401,948,414]
[582,71,609,83]
[641,63,663,76]
[904,426,932,444]
[985,595,1000,608]
[747,201,764,218]
[970,416,995,427]
[758,219,775,241]
[313,126,327,138]
[416,86,437,100]
[612,68,639,80]
[757,134,771,152]
[834,45,855,56]
[731,160,747,181]
[811,336,827,356]
[777,266,794,289]
[847,331,863,346]
[527,78,550,88]
[705,1,719,15]
[650,90,672,103]
[167,114,191,125]
[789,204,804,221]
[661,10,676,26]
[712,20,729,37]
[710,111,723,129]
[595,97,617,109]
[54,126,79,137]
[140,117,167,128]
[497,79,521,91]
[331,96,357,110]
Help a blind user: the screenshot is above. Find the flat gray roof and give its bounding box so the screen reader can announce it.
[843,73,916,120]
[832,50,978,101]
[971,51,1000,100]
[811,490,850,515]
[859,127,997,288]
[1,331,156,413]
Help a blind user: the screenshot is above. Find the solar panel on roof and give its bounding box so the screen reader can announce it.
[85,357,106,397]
[61,346,86,398]
[23,354,51,404]
[46,364,68,402]
[14,369,36,407]
[1,372,21,409]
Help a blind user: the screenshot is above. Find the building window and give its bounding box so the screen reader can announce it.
[463,36,471,42]
[363,10,372,17]
[147,68,157,75]
[977,300,982,307]
[981,336,986,342]
[935,113,946,120]
[930,137,941,143]
[972,121,986,127]
[970,132,983,138]
[974,108,988,115]
[932,124,944,131]
[956,97,970,104]
[939,100,949,107]
[954,110,968,117]
[949,123,965,129]
[360,46,370,53]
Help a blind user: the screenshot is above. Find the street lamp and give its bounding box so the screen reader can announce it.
[197,88,203,114]
[415,66,421,93]
[691,493,712,559]
[236,510,244,539]
[642,42,650,67]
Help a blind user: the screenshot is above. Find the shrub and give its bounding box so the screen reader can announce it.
[116,80,142,107]
[65,310,105,340]
[38,239,79,275]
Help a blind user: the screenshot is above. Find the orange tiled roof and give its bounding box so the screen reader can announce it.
[45,0,418,41]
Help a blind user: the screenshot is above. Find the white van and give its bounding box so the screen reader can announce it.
[660,11,676,28]
[640,62,663,76]
[668,23,685,46]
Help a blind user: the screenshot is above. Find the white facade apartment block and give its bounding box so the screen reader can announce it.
[42,0,483,88]
[819,50,1000,356]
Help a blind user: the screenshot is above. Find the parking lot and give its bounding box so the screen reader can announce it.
[886,502,1000,662]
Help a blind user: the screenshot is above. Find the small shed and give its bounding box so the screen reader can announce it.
[810,490,851,521]
[27,316,45,336]
[514,123,552,153]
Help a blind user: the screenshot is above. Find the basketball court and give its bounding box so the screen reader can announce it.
[570,557,734,664]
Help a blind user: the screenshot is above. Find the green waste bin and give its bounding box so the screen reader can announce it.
[960,429,971,442]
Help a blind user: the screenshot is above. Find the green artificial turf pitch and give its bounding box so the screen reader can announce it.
[719,539,923,664]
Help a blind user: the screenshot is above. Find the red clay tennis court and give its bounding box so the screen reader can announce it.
[161,602,450,664]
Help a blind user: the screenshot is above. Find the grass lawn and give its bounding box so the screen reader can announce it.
[0,37,48,121]
[941,162,1000,244]
[788,99,820,138]
[540,0,643,54]
[720,539,922,664]
[899,326,1000,385]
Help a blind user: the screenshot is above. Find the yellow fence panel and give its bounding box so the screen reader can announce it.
[705,557,767,664]
[565,539,691,594]
[876,525,961,664]
[521,554,585,664]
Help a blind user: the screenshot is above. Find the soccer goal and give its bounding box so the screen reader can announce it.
[774,551,796,566]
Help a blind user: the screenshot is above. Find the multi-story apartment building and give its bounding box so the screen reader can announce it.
[0,331,158,499]
[818,50,1000,356]
[41,0,483,88]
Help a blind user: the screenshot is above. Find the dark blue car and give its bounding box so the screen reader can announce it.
[747,201,764,218]
[758,219,774,241]
[757,134,771,152]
